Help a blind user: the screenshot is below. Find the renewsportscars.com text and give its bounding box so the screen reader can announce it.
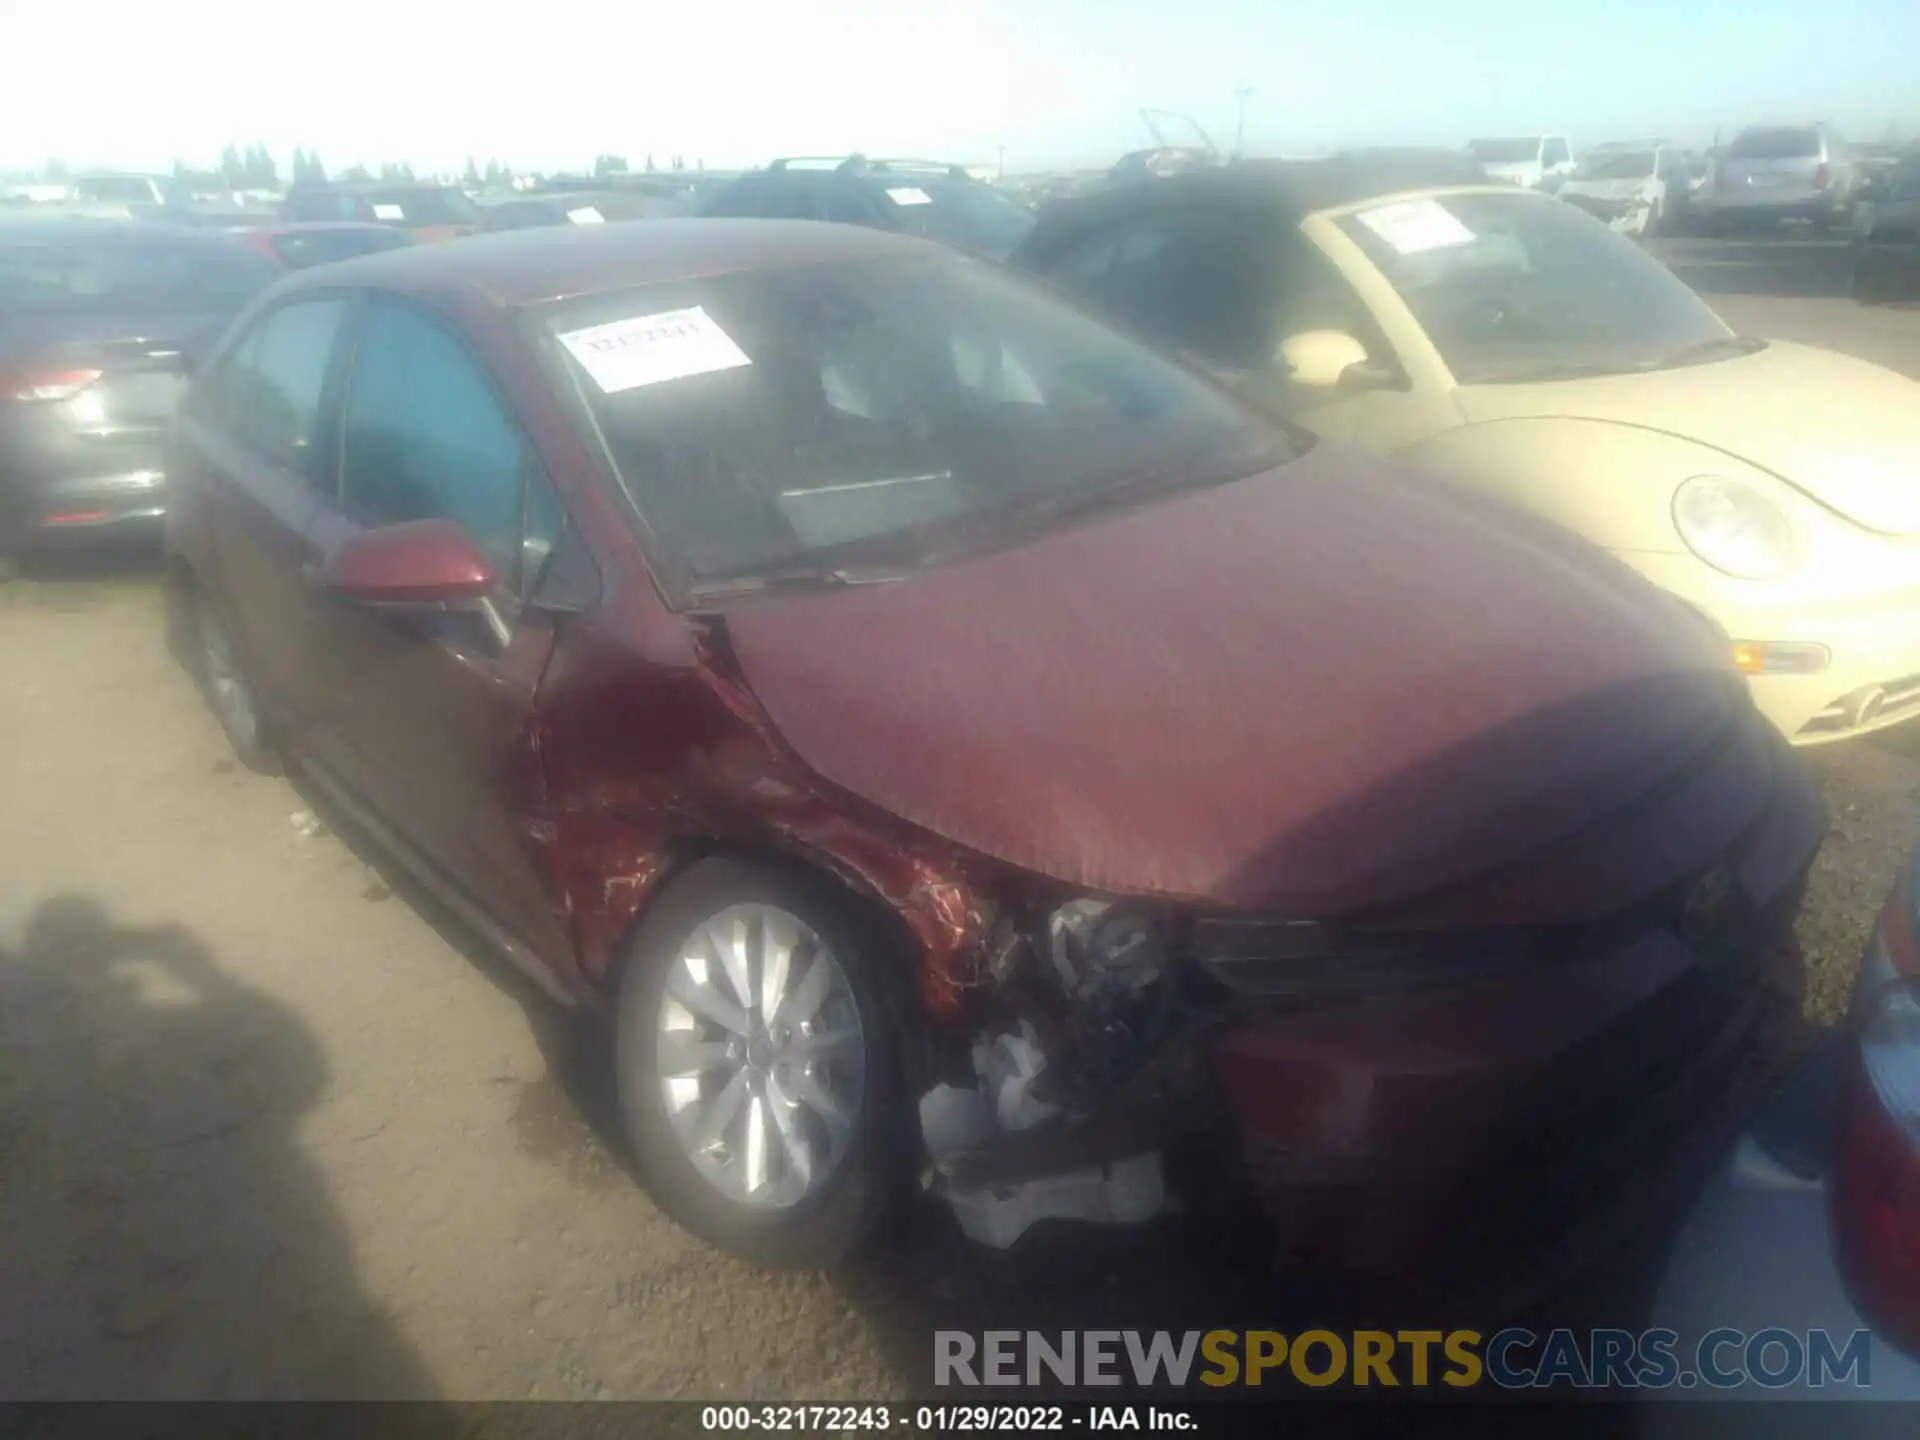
[934,1328,1876,1391]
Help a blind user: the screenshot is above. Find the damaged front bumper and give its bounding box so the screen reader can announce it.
[916,861,1810,1315]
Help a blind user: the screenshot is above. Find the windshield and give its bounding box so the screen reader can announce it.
[1468,139,1539,165]
[1335,189,1731,384]
[266,227,412,268]
[1574,152,1657,180]
[367,188,481,226]
[882,177,1036,257]
[542,251,1287,591]
[1728,128,1821,161]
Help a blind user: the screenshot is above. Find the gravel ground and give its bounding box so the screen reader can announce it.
[1,236,1916,1402]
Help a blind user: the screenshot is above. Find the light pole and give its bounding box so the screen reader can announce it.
[1233,86,1253,160]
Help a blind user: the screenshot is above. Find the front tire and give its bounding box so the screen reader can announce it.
[616,858,906,1269]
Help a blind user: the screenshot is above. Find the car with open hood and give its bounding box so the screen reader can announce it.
[163,219,1821,1294]
[1558,141,1692,237]
[1467,135,1575,191]
[1013,158,1920,744]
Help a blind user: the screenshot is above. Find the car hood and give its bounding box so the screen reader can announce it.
[1454,339,1920,535]
[720,444,1754,918]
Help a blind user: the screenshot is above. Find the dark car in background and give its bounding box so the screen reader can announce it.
[279,182,483,243]
[1853,151,1920,304]
[0,219,279,569]
[164,219,1819,1302]
[699,156,1036,258]
[240,222,415,271]
[479,189,687,233]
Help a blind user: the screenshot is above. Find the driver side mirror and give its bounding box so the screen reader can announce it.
[1278,330,1394,392]
[315,519,512,647]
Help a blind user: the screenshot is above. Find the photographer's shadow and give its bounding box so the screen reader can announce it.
[0,895,439,1400]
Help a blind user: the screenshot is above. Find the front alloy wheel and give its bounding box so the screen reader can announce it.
[617,860,902,1268]
[657,903,866,1208]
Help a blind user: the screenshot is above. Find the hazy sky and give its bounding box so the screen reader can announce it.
[4,0,1915,175]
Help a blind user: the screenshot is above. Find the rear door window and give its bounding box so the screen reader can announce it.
[212,298,353,480]
[1543,138,1570,167]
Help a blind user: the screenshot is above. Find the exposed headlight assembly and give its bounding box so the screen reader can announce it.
[1672,474,1800,581]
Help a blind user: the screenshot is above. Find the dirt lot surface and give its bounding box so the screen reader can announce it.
[2,235,1918,1402]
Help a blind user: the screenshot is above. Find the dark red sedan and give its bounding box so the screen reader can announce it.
[163,220,1824,1289]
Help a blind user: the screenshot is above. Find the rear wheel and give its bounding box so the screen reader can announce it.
[616,859,905,1269]
[193,591,280,774]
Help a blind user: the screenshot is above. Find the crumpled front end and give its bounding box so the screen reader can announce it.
[914,711,1824,1308]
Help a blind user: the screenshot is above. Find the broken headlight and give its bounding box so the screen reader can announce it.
[1045,899,1179,1090]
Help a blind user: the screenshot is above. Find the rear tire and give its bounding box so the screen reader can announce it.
[192,588,281,774]
[615,858,908,1269]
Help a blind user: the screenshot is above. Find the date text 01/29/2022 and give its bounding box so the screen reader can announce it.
[699,1405,1200,1432]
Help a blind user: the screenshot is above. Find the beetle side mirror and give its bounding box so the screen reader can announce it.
[1277,330,1391,392]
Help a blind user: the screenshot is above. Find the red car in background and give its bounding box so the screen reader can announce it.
[163,220,1823,1296]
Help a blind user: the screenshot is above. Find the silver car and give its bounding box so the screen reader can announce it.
[1702,123,1855,230]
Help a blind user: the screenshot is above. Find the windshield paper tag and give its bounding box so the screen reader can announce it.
[885,186,933,206]
[566,206,606,225]
[559,306,752,393]
[1355,198,1475,255]
[371,203,405,221]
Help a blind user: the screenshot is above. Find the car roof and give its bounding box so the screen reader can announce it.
[276,216,929,309]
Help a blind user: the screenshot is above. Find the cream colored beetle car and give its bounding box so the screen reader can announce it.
[1016,156,1920,743]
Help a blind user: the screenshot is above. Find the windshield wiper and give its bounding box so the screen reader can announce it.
[687,563,910,604]
[1635,334,1765,371]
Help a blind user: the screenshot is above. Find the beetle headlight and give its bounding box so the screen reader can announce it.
[1672,475,1800,581]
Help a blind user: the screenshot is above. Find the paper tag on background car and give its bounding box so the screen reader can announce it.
[372,203,405,221]
[1355,198,1475,255]
[885,187,933,206]
[559,307,752,393]
[566,206,606,225]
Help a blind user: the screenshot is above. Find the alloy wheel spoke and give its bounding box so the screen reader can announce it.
[787,1026,860,1062]
[716,914,756,1016]
[759,912,797,1027]
[687,1068,748,1154]
[668,963,749,1036]
[771,952,833,1033]
[743,1092,770,1196]
[658,1033,734,1077]
[787,1067,853,1148]
[765,1077,814,1188]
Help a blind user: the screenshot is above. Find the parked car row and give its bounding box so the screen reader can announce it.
[3,148,1917,1367]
